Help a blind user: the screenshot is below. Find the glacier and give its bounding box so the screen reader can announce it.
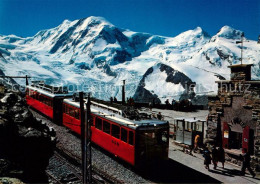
[0,16,259,102]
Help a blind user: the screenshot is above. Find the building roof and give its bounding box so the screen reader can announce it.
[228,64,254,68]
[215,80,260,84]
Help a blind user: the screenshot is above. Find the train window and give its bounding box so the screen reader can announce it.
[46,97,49,106]
[157,131,168,144]
[30,90,36,99]
[69,107,75,117]
[63,104,65,113]
[75,109,80,119]
[121,128,127,143]
[95,117,102,130]
[129,131,134,145]
[66,105,70,115]
[111,124,120,139]
[103,120,110,134]
[50,99,53,107]
[39,94,44,103]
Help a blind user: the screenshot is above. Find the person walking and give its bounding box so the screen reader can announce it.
[217,146,225,168]
[203,148,212,171]
[240,148,255,178]
[193,134,200,152]
[211,145,218,170]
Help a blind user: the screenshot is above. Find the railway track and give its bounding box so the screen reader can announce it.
[31,108,146,183]
[46,151,82,184]
[54,146,124,184]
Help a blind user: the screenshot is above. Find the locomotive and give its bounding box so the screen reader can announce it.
[26,82,169,167]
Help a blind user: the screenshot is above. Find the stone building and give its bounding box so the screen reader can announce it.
[207,64,260,169]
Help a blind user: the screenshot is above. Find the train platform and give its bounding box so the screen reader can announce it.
[168,138,260,183]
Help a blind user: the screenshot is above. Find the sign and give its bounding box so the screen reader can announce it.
[224,130,229,138]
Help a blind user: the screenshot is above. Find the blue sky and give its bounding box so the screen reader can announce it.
[0,0,259,40]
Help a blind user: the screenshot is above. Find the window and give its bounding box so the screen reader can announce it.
[129,131,134,145]
[196,124,200,131]
[121,128,127,143]
[111,124,120,139]
[95,117,102,130]
[157,130,168,144]
[30,90,36,99]
[66,105,70,115]
[75,109,80,119]
[63,104,66,113]
[69,107,75,117]
[103,120,110,134]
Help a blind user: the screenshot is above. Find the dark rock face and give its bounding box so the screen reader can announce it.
[159,63,192,87]
[133,66,160,103]
[103,64,117,77]
[133,63,193,103]
[50,18,85,54]
[0,91,56,182]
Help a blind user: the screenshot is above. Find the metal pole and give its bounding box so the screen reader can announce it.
[79,92,87,184]
[26,75,29,86]
[86,93,92,182]
[122,80,125,104]
[241,36,243,65]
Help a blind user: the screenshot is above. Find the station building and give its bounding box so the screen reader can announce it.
[207,64,260,170]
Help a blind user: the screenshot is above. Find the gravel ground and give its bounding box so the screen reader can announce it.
[30,109,148,183]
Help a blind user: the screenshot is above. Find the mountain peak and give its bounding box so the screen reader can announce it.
[217,26,244,39]
[194,27,210,38]
[85,16,113,26]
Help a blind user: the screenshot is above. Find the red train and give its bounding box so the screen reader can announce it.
[26,83,169,168]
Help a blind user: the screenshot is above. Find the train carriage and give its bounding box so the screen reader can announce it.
[63,98,169,167]
[26,84,71,125]
[26,83,169,168]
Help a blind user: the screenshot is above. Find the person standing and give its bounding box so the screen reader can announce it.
[211,145,218,170]
[217,146,225,168]
[203,148,212,171]
[193,134,200,152]
[157,112,162,120]
[240,148,255,178]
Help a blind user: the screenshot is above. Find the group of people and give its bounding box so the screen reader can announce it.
[203,146,225,170]
[203,146,255,178]
[109,96,135,105]
[203,145,225,170]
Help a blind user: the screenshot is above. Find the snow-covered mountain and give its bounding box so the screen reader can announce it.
[0,16,259,102]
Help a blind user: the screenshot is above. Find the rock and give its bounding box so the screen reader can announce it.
[0,90,56,182]
[0,177,25,184]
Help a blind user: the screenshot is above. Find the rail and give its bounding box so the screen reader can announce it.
[55,146,124,184]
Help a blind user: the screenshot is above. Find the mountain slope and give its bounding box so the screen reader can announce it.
[0,17,259,101]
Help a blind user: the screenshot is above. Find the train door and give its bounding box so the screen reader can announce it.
[111,123,120,154]
[176,119,185,143]
[53,97,63,125]
[242,126,254,154]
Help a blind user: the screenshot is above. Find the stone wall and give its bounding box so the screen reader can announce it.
[207,80,260,170]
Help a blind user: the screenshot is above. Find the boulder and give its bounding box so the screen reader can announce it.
[0,91,56,182]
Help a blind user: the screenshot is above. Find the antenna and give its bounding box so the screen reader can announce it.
[236,32,245,65]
